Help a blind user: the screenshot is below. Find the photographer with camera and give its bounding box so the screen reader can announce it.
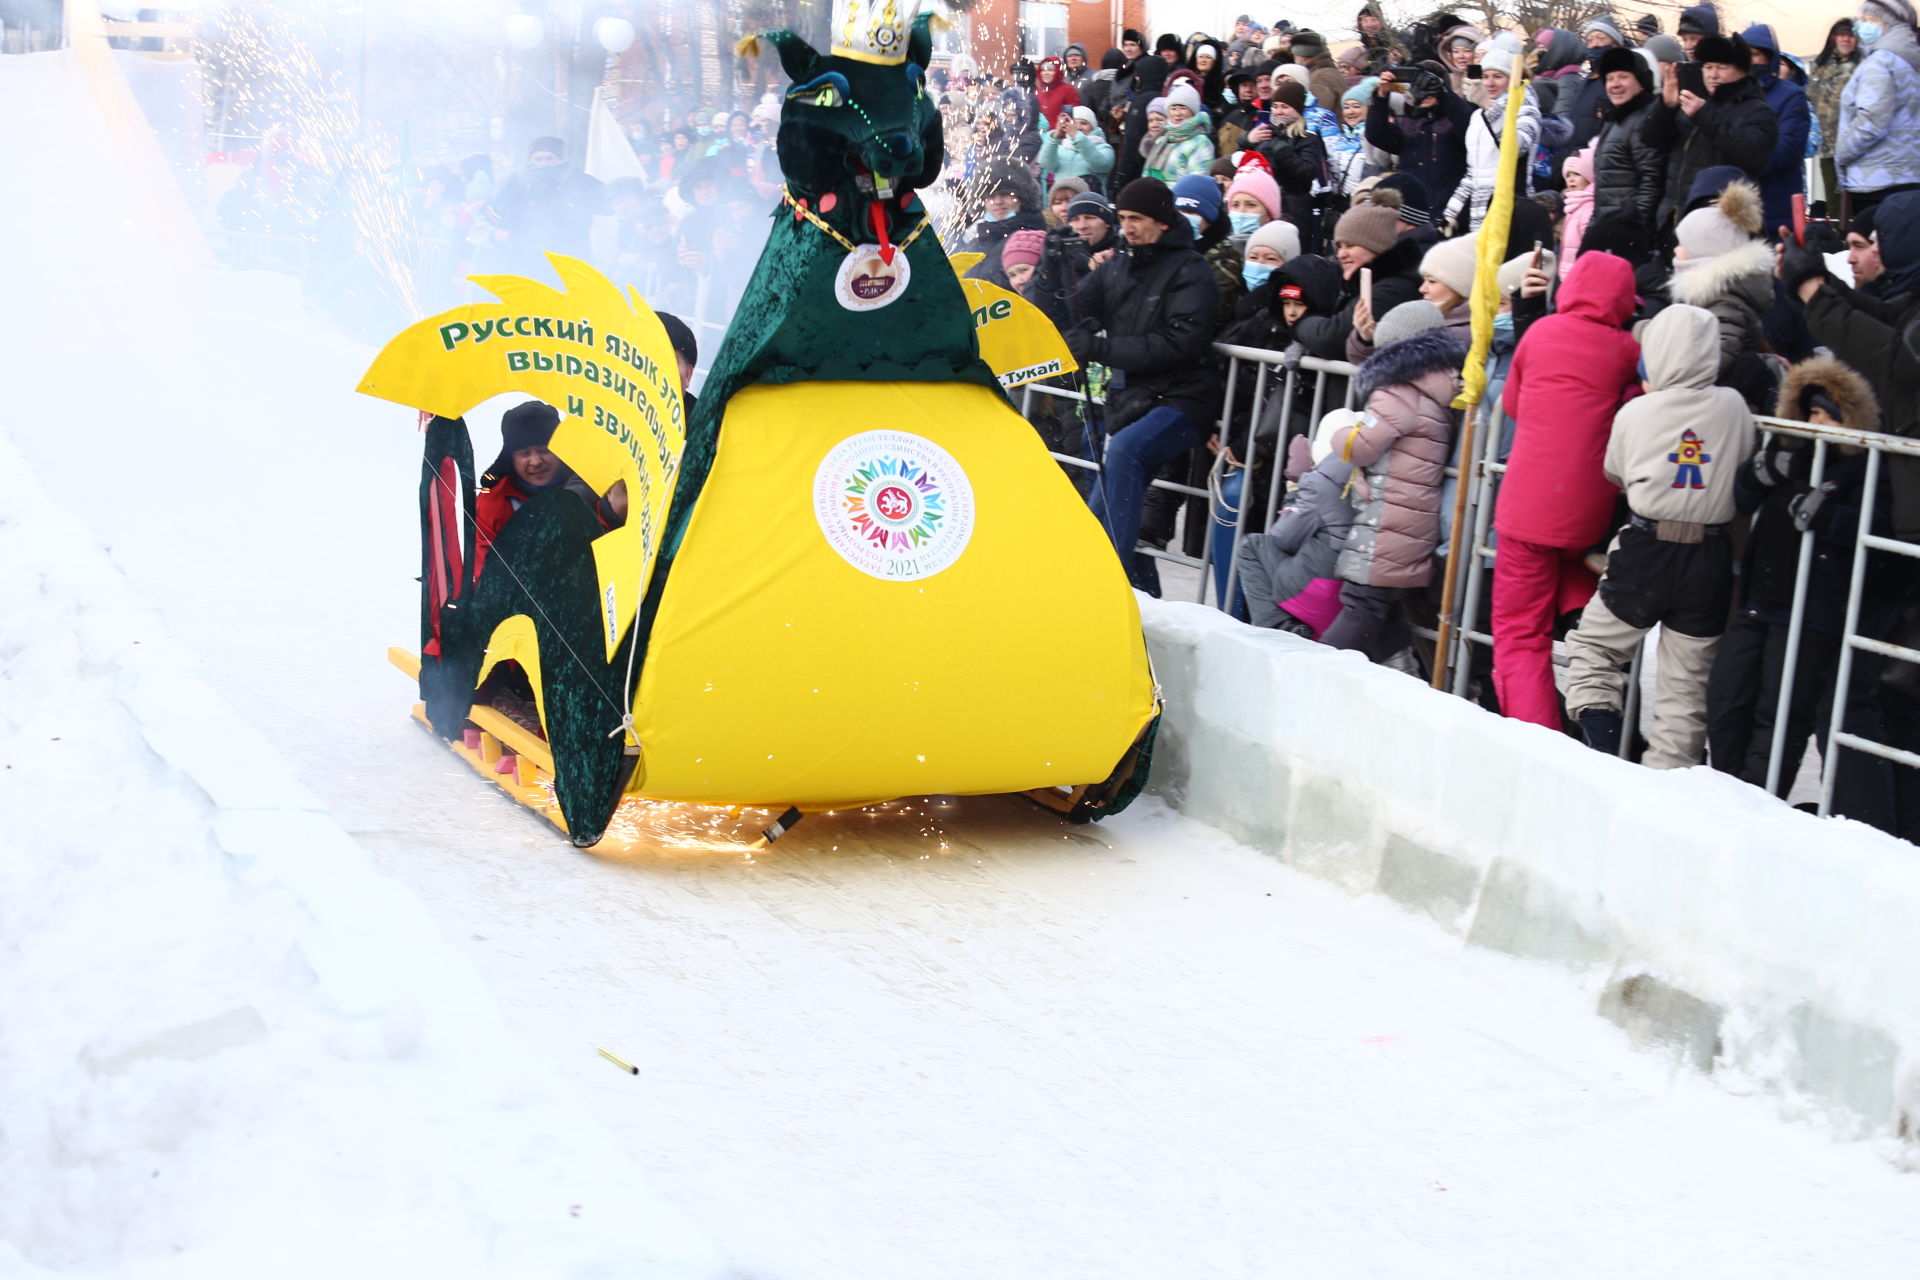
[1364,64,1475,218]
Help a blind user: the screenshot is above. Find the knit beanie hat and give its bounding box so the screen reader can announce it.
[1196,43,1218,61]
[1676,179,1763,259]
[1562,145,1596,191]
[1173,173,1223,223]
[1166,82,1204,115]
[501,399,560,454]
[1420,234,1478,299]
[1291,29,1328,58]
[1269,76,1308,111]
[1643,34,1686,64]
[1342,77,1379,104]
[1001,229,1047,273]
[1496,248,1557,296]
[1070,104,1098,127]
[1275,63,1311,89]
[1334,202,1401,255]
[1865,0,1918,27]
[1116,177,1178,225]
[1225,166,1282,220]
[1581,15,1626,47]
[1373,300,1447,348]
[1337,45,1369,73]
[1123,27,1145,47]
[1636,13,1661,38]
[1373,171,1432,226]
[656,312,698,370]
[1147,96,1170,118]
[1066,190,1118,224]
[1245,218,1302,263]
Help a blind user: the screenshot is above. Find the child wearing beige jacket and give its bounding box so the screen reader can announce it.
[1564,303,1758,766]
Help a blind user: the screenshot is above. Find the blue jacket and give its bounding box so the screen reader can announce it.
[1741,25,1811,232]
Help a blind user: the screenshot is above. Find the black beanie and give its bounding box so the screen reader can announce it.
[656,311,698,370]
[1155,32,1182,54]
[1579,211,1651,267]
[529,135,565,159]
[501,400,560,454]
[1595,45,1651,91]
[1116,177,1178,226]
[1123,27,1145,47]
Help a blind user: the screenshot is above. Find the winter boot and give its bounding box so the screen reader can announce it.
[1578,708,1624,756]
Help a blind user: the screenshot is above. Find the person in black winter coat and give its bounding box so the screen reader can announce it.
[1706,358,1886,808]
[1322,202,1426,362]
[1591,46,1665,228]
[1028,190,1121,333]
[1364,65,1476,216]
[1246,77,1329,249]
[1641,35,1779,231]
[1064,178,1221,593]
[1115,54,1171,189]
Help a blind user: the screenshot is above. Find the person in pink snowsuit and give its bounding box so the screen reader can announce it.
[1559,143,1597,263]
[1492,250,1641,729]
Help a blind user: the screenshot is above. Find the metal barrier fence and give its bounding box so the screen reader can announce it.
[1032,340,1920,814]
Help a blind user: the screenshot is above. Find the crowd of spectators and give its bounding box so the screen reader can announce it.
[948,3,1920,841]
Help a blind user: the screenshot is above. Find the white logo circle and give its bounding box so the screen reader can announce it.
[813,431,975,581]
[832,243,912,311]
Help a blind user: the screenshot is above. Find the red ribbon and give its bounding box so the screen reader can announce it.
[870,201,894,265]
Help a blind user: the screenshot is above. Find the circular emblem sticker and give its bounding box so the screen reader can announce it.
[814,431,975,581]
[833,244,911,311]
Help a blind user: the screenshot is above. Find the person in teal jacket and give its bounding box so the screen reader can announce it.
[1038,105,1116,188]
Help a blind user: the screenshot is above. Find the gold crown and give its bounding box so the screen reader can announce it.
[832,0,921,65]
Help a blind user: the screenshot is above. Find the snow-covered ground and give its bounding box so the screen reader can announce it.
[5,36,1920,1280]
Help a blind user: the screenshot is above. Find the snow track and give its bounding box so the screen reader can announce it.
[5,38,1920,1280]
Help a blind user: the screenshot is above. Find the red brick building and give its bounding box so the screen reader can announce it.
[958,0,1149,75]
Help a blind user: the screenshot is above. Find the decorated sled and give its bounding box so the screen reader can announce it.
[362,0,1158,846]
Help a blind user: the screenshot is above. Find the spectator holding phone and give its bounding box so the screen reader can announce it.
[1364,64,1475,220]
[1641,35,1778,233]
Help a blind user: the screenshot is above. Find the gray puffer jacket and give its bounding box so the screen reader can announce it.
[1238,436,1356,628]
[1326,328,1465,589]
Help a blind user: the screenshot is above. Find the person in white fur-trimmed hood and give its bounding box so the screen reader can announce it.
[1667,177,1780,411]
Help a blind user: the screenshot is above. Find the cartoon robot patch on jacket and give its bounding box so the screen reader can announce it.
[1669,428,1711,490]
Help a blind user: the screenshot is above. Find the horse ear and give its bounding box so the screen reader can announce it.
[908,11,938,69]
[739,29,818,84]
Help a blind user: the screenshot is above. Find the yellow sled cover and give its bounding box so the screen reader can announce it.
[632,377,1155,808]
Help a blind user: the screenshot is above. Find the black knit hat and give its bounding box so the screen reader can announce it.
[1374,171,1431,225]
[1066,190,1118,225]
[655,312,698,370]
[1692,34,1748,68]
[1595,45,1651,90]
[1636,13,1660,37]
[1123,27,1145,46]
[1116,177,1178,226]
[501,400,560,454]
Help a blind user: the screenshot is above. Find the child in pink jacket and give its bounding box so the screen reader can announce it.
[1492,251,1641,730]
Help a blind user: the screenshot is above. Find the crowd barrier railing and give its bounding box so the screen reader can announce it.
[1034,341,1918,811]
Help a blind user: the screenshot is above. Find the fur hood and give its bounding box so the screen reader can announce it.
[1354,326,1467,405]
[1670,237,1775,313]
[1776,356,1881,433]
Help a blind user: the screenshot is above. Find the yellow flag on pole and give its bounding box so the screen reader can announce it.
[1453,51,1529,411]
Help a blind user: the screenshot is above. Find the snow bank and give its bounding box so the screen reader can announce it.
[0,436,727,1276]
[1141,598,1920,1145]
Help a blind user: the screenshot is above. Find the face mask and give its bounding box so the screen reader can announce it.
[1242,261,1276,290]
[1856,19,1884,43]
[1229,211,1262,235]
[1184,211,1206,233]
[1492,310,1514,332]
[986,208,1014,221]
